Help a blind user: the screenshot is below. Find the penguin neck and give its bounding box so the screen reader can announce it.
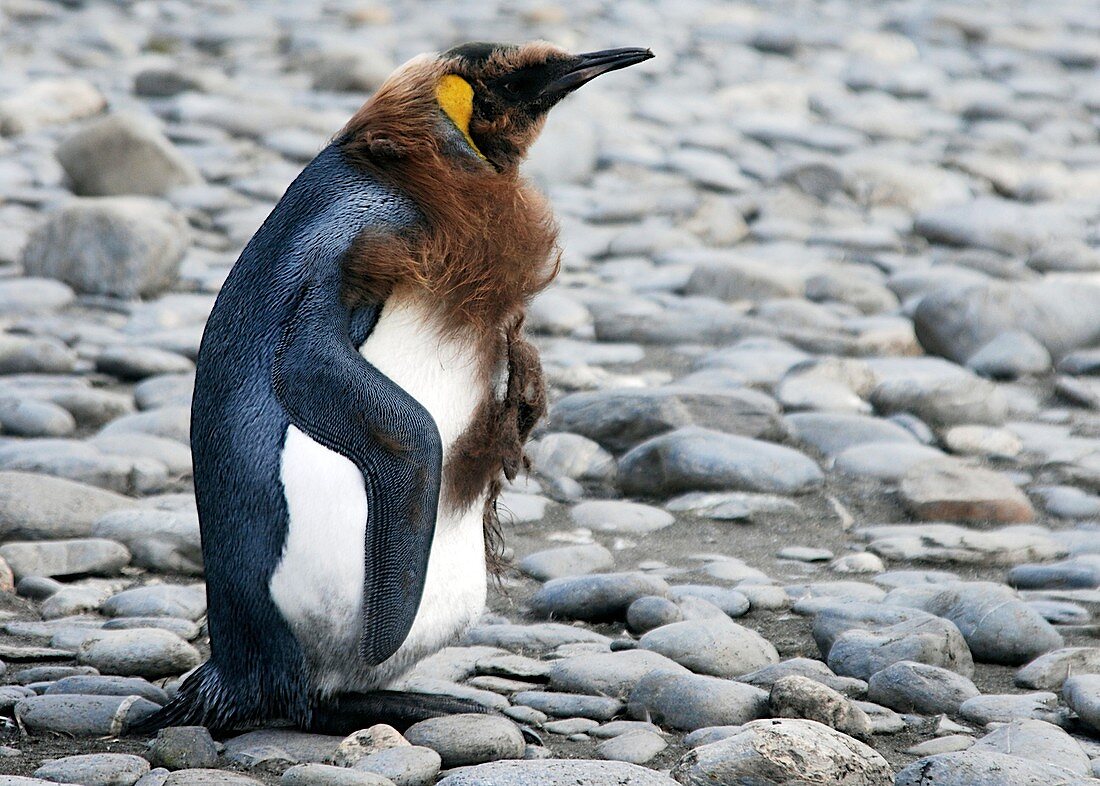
[339,59,559,337]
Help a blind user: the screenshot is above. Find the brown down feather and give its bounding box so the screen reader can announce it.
[338,53,561,573]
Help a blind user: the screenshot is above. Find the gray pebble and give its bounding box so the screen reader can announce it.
[404,714,524,768]
[548,650,689,698]
[769,675,872,740]
[16,694,160,736]
[77,628,201,679]
[513,690,622,720]
[46,675,168,704]
[867,660,980,714]
[638,619,779,678]
[529,572,668,622]
[518,544,614,581]
[894,749,1085,786]
[627,669,768,731]
[34,753,150,786]
[1017,648,1100,690]
[281,764,394,786]
[149,726,219,770]
[352,745,440,786]
[595,729,666,764]
[437,759,677,785]
[626,596,683,633]
[971,719,1091,776]
[959,692,1058,725]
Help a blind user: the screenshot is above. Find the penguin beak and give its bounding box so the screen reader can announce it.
[538,47,654,99]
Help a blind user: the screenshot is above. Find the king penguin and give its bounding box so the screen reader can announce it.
[131,42,653,735]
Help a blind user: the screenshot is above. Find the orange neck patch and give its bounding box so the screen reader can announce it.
[436,74,486,160]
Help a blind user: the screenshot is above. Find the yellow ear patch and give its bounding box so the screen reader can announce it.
[436,74,486,160]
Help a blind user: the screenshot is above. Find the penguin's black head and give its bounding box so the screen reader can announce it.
[436,41,654,171]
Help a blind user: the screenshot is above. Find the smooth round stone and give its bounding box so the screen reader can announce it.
[548,387,783,454]
[870,374,1008,428]
[667,586,750,617]
[34,753,150,786]
[436,760,678,786]
[330,724,409,767]
[0,277,75,315]
[101,585,206,620]
[627,596,683,633]
[1009,561,1100,590]
[627,670,768,731]
[670,719,893,786]
[463,623,610,654]
[0,538,130,580]
[830,553,885,574]
[46,675,168,705]
[518,544,614,581]
[0,398,75,437]
[971,719,1091,776]
[526,433,614,481]
[0,470,137,540]
[589,721,663,740]
[281,764,394,786]
[1064,674,1100,734]
[915,582,1063,665]
[894,749,1085,786]
[1017,648,1100,690]
[778,546,833,562]
[548,650,689,698]
[867,661,980,714]
[619,427,823,497]
[569,500,673,534]
[352,745,441,786]
[785,412,917,457]
[904,735,975,756]
[11,665,96,684]
[92,509,202,575]
[22,197,189,299]
[96,346,195,382]
[595,729,667,764]
[543,717,599,735]
[149,726,219,770]
[966,330,1052,379]
[15,694,160,735]
[513,690,622,721]
[223,730,343,767]
[103,616,200,640]
[403,714,524,768]
[942,425,1022,458]
[826,617,974,681]
[833,443,946,481]
[959,692,1058,725]
[528,572,669,622]
[639,619,779,678]
[164,770,265,785]
[739,657,867,698]
[77,628,201,679]
[769,675,873,740]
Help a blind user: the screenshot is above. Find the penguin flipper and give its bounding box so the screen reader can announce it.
[274,283,442,666]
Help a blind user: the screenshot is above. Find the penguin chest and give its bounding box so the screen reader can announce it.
[269,297,489,690]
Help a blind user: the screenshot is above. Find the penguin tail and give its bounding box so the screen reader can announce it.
[125,661,240,736]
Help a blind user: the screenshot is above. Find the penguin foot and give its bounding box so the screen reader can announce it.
[307,690,496,734]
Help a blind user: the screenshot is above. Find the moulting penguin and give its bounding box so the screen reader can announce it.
[131,42,653,734]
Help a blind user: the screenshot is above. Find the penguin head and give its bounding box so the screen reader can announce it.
[435,42,654,170]
[346,42,653,174]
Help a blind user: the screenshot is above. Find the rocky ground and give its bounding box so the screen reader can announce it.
[1,0,1100,784]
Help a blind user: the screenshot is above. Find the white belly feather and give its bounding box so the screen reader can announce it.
[269,297,488,694]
